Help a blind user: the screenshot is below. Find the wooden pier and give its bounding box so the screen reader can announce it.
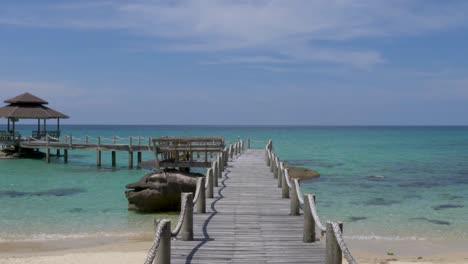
[12,135,227,169]
[146,140,358,264]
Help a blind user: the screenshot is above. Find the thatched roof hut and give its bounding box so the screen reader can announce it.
[0,92,69,139]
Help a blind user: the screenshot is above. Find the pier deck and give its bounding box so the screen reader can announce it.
[169,149,326,264]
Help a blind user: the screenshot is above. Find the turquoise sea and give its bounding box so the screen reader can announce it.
[0,125,467,242]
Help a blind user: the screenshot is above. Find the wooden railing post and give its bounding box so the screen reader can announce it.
[326,222,343,264]
[265,148,270,166]
[206,168,214,198]
[181,193,194,241]
[230,145,234,159]
[282,168,290,198]
[270,152,275,172]
[303,194,316,242]
[155,219,171,264]
[197,177,206,214]
[277,162,283,188]
[217,156,222,179]
[223,148,228,166]
[273,156,278,179]
[290,177,300,215]
[213,161,219,187]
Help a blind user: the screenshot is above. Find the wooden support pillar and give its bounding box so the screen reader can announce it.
[326,222,343,264]
[137,152,142,165]
[196,178,206,214]
[155,220,171,264]
[64,149,68,163]
[128,151,133,169]
[290,178,300,216]
[46,149,50,163]
[181,193,194,241]
[282,168,290,199]
[206,168,214,199]
[56,149,60,157]
[111,151,116,167]
[277,162,283,188]
[96,150,101,167]
[303,194,316,243]
[213,161,219,187]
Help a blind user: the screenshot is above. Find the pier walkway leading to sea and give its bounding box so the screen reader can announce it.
[169,148,326,264]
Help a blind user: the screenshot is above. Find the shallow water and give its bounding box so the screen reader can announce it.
[0,125,467,241]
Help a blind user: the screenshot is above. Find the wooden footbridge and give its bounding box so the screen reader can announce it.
[145,140,358,264]
[8,135,231,169]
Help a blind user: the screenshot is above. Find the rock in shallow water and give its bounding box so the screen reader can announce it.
[432,204,464,211]
[125,170,201,212]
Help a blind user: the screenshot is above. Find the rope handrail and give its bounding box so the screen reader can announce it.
[284,169,292,189]
[144,219,170,264]
[171,193,189,237]
[293,179,304,207]
[331,222,358,264]
[307,195,327,233]
[192,177,203,205]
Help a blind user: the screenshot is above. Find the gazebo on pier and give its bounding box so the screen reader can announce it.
[0,92,69,144]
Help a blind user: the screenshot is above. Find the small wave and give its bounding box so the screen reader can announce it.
[345,235,427,241]
[0,231,143,242]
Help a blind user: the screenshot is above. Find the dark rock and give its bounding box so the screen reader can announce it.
[69,208,84,213]
[282,163,320,180]
[365,198,400,206]
[428,219,450,225]
[409,217,450,225]
[348,216,367,222]
[365,175,385,181]
[0,190,27,198]
[432,204,464,211]
[33,188,86,197]
[125,170,200,212]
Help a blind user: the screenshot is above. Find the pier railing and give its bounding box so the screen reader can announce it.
[145,139,244,264]
[266,140,358,264]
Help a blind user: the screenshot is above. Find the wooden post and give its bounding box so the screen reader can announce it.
[46,148,50,163]
[248,138,251,149]
[303,194,316,242]
[155,219,171,264]
[213,161,219,187]
[230,145,234,159]
[265,148,270,166]
[206,168,214,199]
[326,222,343,264]
[111,151,116,167]
[96,151,101,167]
[224,148,228,166]
[128,151,133,169]
[270,152,275,172]
[290,178,300,215]
[282,168,290,198]
[217,156,222,178]
[64,149,68,163]
[56,149,60,157]
[181,193,194,241]
[197,177,206,214]
[278,162,283,188]
[137,152,142,166]
[273,156,278,178]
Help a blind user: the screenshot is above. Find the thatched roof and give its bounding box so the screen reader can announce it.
[0,93,69,119]
[4,92,48,104]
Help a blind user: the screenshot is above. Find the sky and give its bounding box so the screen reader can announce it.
[1,0,468,125]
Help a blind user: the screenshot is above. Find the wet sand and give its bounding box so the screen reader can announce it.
[1,237,467,264]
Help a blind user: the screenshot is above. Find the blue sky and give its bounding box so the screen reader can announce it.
[1,0,468,125]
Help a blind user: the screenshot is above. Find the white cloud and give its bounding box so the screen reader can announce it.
[1,0,467,68]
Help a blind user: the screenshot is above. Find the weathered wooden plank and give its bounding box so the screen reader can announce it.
[165,149,325,264]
